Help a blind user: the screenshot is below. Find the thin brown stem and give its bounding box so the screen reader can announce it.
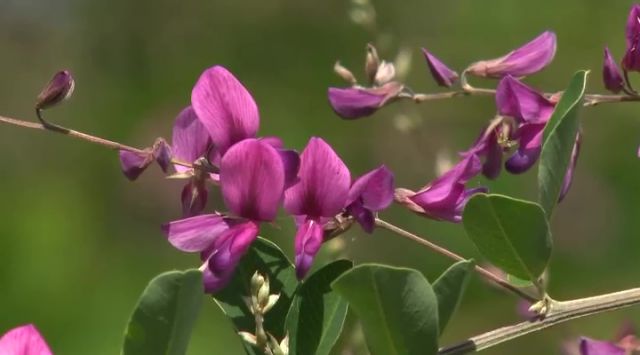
[374,218,538,303]
[439,287,640,354]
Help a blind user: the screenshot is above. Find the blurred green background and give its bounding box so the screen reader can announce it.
[1,0,640,354]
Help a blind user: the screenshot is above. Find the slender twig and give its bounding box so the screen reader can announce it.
[0,113,195,169]
[439,287,640,354]
[374,218,538,303]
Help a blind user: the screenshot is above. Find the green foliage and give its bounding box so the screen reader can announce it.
[538,70,588,217]
[285,260,352,355]
[332,264,439,355]
[433,260,474,334]
[462,194,552,283]
[122,269,203,355]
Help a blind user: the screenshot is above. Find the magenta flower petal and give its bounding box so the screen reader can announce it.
[603,48,625,94]
[206,221,259,293]
[171,106,211,173]
[260,136,284,149]
[278,149,301,188]
[347,165,395,211]
[347,203,375,233]
[152,139,172,173]
[559,133,581,202]
[191,66,259,154]
[482,132,503,180]
[0,324,53,355]
[467,31,557,78]
[422,49,459,87]
[294,219,324,279]
[327,82,403,119]
[36,70,75,110]
[505,123,545,174]
[161,214,229,252]
[496,76,555,123]
[579,337,625,355]
[626,4,640,48]
[220,139,285,222]
[119,150,152,181]
[284,137,351,218]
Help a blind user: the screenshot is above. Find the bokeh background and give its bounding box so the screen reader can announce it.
[1,0,639,354]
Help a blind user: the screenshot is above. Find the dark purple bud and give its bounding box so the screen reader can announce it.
[35,70,75,110]
[579,337,625,355]
[327,81,404,119]
[421,49,459,87]
[603,47,625,93]
[558,133,581,202]
[466,31,557,78]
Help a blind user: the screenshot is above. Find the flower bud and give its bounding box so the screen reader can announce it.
[250,271,266,296]
[374,61,396,85]
[603,47,625,93]
[622,6,640,73]
[421,49,459,87]
[36,70,75,110]
[334,61,357,85]
[257,278,270,309]
[466,31,556,78]
[238,331,257,346]
[262,294,280,314]
[365,43,380,84]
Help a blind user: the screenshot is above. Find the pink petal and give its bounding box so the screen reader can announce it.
[422,49,459,87]
[119,150,152,181]
[327,82,403,119]
[505,123,545,174]
[579,337,625,355]
[294,218,324,279]
[603,47,625,94]
[0,324,53,355]
[284,137,351,218]
[191,66,259,154]
[496,76,555,124]
[220,139,285,222]
[171,106,212,173]
[181,179,208,217]
[162,214,229,252]
[347,165,395,211]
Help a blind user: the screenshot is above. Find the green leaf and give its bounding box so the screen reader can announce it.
[122,269,203,355]
[332,264,439,355]
[213,237,297,355]
[433,260,474,334]
[462,193,552,283]
[538,70,588,217]
[285,260,352,355]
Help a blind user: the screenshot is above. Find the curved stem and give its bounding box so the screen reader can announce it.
[374,218,538,303]
[439,287,640,354]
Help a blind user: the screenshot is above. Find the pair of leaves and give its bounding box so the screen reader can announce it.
[462,71,588,286]
[332,261,474,355]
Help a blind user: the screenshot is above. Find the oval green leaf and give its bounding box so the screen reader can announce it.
[122,269,203,355]
[285,259,352,355]
[538,70,588,217]
[332,264,439,355]
[213,237,297,355]
[462,193,552,282]
[433,260,474,334]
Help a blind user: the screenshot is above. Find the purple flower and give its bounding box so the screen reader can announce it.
[163,138,288,292]
[463,124,504,180]
[0,324,53,355]
[603,47,625,94]
[328,82,404,119]
[623,4,640,72]
[345,166,395,233]
[422,49,459,87]
[579,338,625,355]
[191,66,259,155]
[496,75,555,124]
[36,70,75,111]
[466,31,557,78]
[397,155,486,223]
[119,138,172,181]
[284,137,351,279]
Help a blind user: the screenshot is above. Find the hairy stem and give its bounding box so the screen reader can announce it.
[374,218,538,303]
[439,287,640,354]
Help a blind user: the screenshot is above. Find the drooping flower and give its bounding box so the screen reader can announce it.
[163,138,290,292]
[623,4,640,72]
[0,324,53,355]
[466,31,557,78]
[422,49,459,87]
[191,66,260,155]
[35,70,75,111]
[119,138,171,181]
[396,154,486,223]
[328,82,404,119]
[284,137,351,279]
[345,165,395,233]
[603,47,625,93]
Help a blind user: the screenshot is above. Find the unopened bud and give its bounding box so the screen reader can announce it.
[238,331,258,346]
[262,294,280,314]
[36,70,75,110]
[257,278,270,309]
[365,43,380,84]
[268,333,289,355]
[251,271,266,296]
[374,61,396,85]
[334,61,357,85]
